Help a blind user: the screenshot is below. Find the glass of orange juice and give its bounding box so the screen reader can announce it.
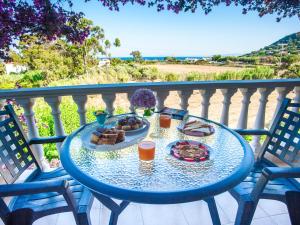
[138,141,155,161]
[159,114,171,128]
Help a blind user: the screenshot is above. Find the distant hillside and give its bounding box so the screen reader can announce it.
[245,32,300,57]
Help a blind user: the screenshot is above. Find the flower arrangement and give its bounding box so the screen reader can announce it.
[130,88,156,116]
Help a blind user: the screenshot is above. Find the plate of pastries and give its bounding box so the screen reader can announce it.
[81,115,150,151]
[178,119,214,137]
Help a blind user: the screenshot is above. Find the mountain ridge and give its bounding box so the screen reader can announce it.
[245,32,300,57]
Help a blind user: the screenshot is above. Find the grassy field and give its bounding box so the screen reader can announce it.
[148,64,244,75]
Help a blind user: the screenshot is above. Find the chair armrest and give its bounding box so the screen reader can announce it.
[234,129,271,136]
[250,167,300,201]
[262,167,300,180]
[28,136,66,145]
[0,180,68,197]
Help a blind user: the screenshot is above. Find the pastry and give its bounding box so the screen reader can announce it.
[90,131,101,144]
[117,116,143,131]
[90,127,125,145]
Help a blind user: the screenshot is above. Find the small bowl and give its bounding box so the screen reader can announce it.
[93,110,108,125]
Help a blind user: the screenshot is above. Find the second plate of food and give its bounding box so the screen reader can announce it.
[177,119,214,137]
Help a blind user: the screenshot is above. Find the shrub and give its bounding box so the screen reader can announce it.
[18,70,46,87]
[110,58,122,66]
[164,72,179,81]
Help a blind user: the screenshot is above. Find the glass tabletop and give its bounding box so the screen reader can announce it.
[61,114,254,204]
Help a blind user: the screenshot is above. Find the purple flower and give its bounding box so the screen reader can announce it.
[130,88,156,109]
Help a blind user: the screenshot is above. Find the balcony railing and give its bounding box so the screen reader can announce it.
[1,79,300,169]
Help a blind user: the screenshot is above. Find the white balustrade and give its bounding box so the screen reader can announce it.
[0,99,6,121]
[73,95,88,126]
[127,92,135,113]
[44,96,65,150]
[292,86,300,112]
[156,90,169,111]
[178,90,193,110]
[236,88,256,129]
[250,88,273,153]
[272,87,293,122]
[16,98,45,169]
[1,79,300,167]
[199,89,215,119]
[102,93,116,115]
[220,88,237,126]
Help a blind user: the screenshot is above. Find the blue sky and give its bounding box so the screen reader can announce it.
[72,1,299,57]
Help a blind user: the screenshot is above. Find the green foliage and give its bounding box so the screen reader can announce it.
[18,70,46,87]
[0,73,24,89]
[164,73,179,81]
[279,64,300,78]
[0,62,6,75]
[114,38,121,47]
[110,58,122,66]
[130,50,143,62]
[186,66,274,81]
[164,56,178,63]
[281,54,300,66]
[8,18,120,83]
[212,55,222,61]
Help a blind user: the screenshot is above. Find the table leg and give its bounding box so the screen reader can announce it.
[93,192,130,225]
[204,197,221,225]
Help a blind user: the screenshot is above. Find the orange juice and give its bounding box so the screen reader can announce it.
[159,114,171,128]
[138,141,155,161]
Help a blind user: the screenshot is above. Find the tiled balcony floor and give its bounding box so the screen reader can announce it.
[8,191,289,225]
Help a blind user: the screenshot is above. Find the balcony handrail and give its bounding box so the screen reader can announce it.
[1,79,300,98]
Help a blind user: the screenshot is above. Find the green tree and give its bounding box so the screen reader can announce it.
[114,38,121,47]
[10,18,121,81]
[212,55,222,62]
[130,50,143,62]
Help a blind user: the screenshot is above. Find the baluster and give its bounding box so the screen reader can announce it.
[272,87,292,122]
[16,98,45,170]
[156,90,169,111]
[292,86,300,112]
[236,88,256,129]
[73,95,88,126]
[0,99,5,121]
[178,90,193,110]
[199,89,215,119]
[127,92,135,113]
[102,93,116,115]
[44,96,65,150]
[220,88,237,126]
[250,88,273,153]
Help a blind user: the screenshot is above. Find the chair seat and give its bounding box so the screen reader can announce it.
[230,162,300,202]
[11,167,93,216]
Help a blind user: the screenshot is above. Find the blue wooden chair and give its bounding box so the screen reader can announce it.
[0,104,94,225]
[285,191,300,225]
[230,98,300,225]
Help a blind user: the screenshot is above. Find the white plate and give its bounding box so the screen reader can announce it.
[105,115,150,135]
[81,121,150,152]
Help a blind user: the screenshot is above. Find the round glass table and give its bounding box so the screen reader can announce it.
[60,114,254,225]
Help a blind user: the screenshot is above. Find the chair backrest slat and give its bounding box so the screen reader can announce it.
[0,105,39,183]
[258,98,300,167]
